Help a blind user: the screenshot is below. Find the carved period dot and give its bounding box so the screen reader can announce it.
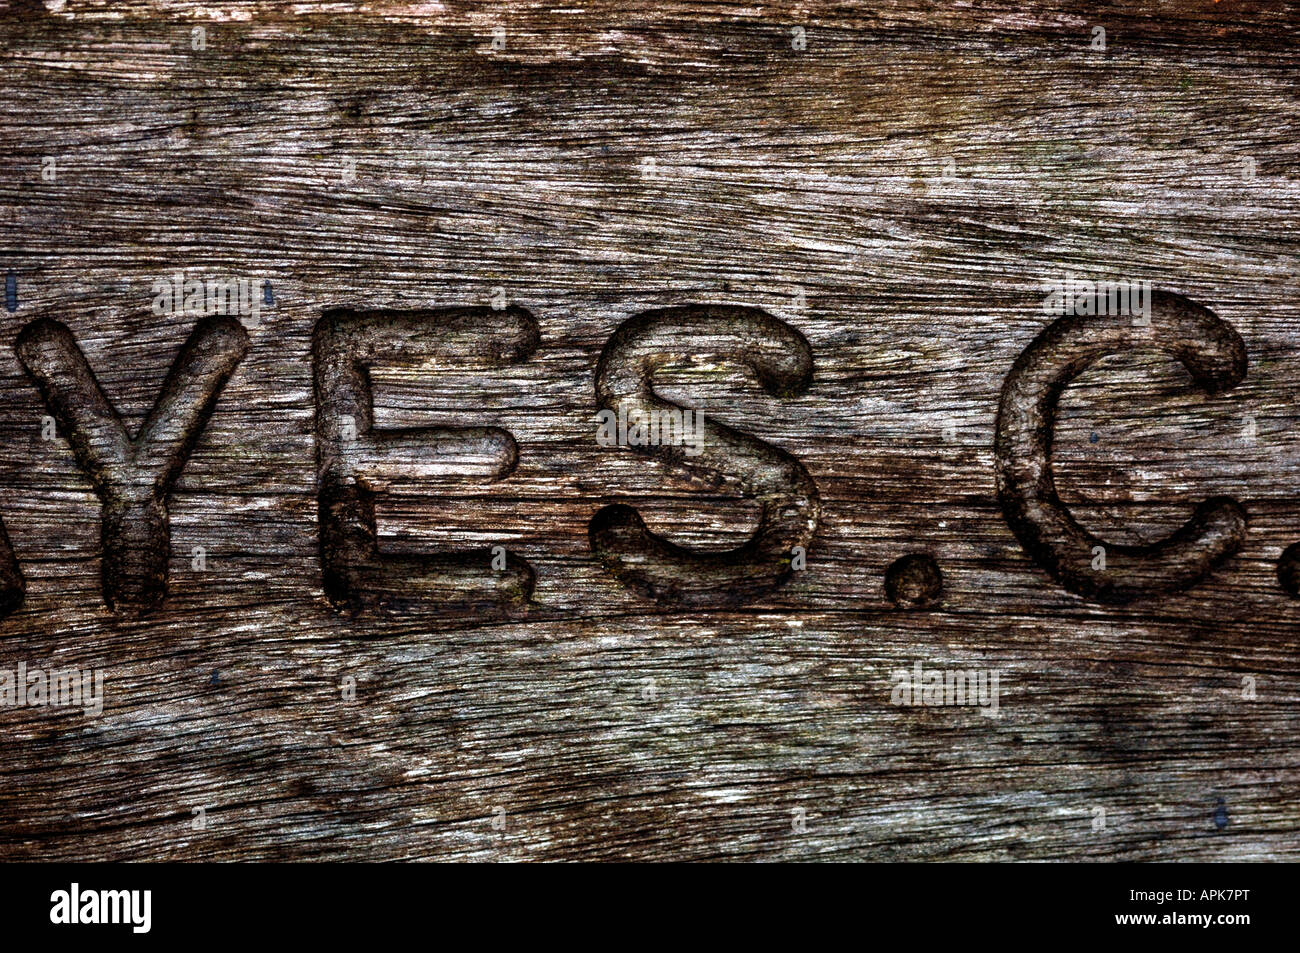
[885,553,943,609]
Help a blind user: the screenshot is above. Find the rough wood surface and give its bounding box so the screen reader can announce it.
[0,0,1297,860]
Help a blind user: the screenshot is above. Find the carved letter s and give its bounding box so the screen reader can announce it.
[590,305,820,606]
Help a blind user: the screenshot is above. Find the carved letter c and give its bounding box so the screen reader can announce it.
[995,290,1247,603]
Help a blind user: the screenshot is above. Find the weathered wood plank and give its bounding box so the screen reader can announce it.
[0,0,1296,860]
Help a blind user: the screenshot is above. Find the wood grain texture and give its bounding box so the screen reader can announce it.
[0,0,1297,860]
